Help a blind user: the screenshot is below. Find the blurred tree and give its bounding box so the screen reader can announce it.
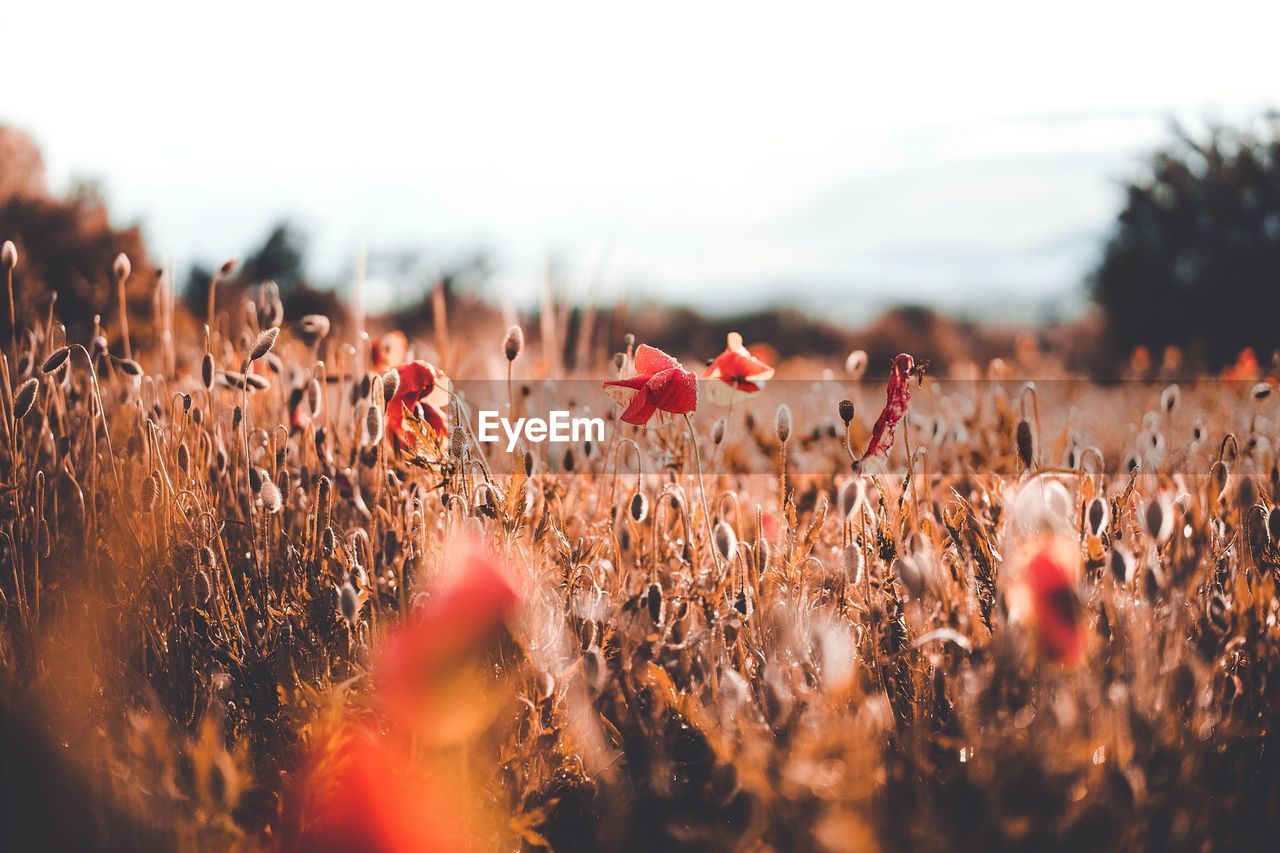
[0,127,159,348]
[1091,115,1280,369]
[241,221,307,293]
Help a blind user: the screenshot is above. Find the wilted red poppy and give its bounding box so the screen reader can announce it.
[387,360,450,452]
[1022,544,1083,666]
[704,331,774,404]
[603,344,698,427]
[376,540,521,727]
[862,353,915,461]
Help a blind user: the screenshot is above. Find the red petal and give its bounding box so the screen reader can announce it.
[619,389,659,425]
[634,344,681,375]
[646,368,698,415]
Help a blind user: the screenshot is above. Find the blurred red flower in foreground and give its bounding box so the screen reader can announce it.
[1019,542,1084,666]
[387,360,450,451]
[862,353,915,461]
[376,542,521,725]
[603,343,698,427]
[289,542,521,852]
[704,331,774,404]
[290,724,467,853]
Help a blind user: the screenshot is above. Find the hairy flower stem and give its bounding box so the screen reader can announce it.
[684,413,721,574]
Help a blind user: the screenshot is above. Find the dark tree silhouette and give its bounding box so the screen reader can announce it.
[0,127,159,347]
[1092,115,1280,370]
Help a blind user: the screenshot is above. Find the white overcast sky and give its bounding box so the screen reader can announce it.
[4,1,1279,319]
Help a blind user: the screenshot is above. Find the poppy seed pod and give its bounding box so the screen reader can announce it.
[503,325,524,362]
[201,353,215,389]
[775,404,792,444]
[1161,383,1180,415]
[1,240,16,271]
[838,399,855,425]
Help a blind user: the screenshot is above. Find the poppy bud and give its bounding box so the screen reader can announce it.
[646,582,664,626]
[845,350,867,379]
[201,353,214,389]
[841,543,863,585]
[338,582,361,627]
[42,346,71,376]
[1086,496,1109,537]
[629,489,649,523]
[711,417,727,446]
[261,476,283,514]
[1015,419,1035,469]
[503,325,524,362]
[382,368,399,404]
[113,253,131,283]
[13,378,38,419]
[775,404,792,444]
[1109,545,1134,584]
[838,399,854,425]
[713,521,737,562]
[1,240,17,271]
[250,327,279,362]
[298,314,331,341]
[1144,496,1173,544]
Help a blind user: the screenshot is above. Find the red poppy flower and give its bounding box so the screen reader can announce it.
[288,723,468,853]
[1023,543,1083,666]
[386,360,450,452]
[862,353,915,460]
[603,344,698,427]
[376,540,521,727]
[704,332,774,404]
